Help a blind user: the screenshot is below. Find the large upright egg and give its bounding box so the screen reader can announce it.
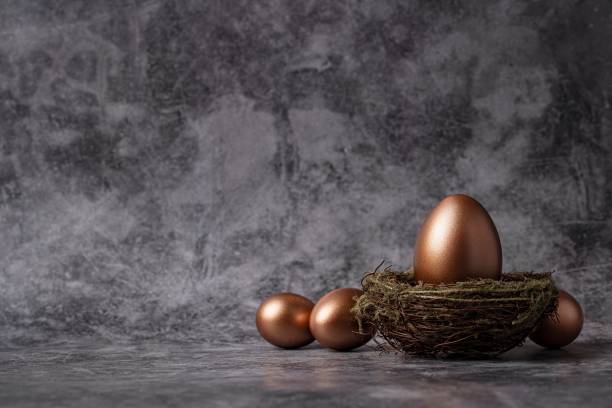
[414,194,502,283]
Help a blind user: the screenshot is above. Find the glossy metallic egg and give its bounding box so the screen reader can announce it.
[414,194,502,284]
[256,293,314,349]
[309,288,373,351]
[530,290,583,349]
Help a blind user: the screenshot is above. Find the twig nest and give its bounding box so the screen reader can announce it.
[352,267,558,358]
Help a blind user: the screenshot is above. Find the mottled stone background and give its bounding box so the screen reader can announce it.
[0,0,610,345]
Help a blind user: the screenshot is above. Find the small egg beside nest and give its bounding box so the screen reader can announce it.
[310,288,373,351]
[530,290,583,349]
[256,293,314,349]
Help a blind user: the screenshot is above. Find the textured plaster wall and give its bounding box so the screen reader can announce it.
[0,0,610,344]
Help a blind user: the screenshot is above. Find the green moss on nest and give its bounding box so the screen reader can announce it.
[352,265,558,358]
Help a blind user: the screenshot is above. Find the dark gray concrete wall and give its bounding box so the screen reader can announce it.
[0,0,610,344]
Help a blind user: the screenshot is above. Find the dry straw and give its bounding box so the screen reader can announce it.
[352,264,558,358]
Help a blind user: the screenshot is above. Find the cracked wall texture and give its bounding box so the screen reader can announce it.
[0,0,610,345]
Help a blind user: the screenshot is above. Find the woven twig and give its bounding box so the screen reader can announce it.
[352,266,558,358]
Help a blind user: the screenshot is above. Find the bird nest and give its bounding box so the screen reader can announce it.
[352,266,558,358]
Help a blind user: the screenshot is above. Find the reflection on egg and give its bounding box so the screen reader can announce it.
[256,293,314,349]
[414,194,502,284]
[309,288,373,351]
[530,290,583,349]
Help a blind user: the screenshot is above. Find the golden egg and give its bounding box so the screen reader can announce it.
[309,288,373,351]
[414,194,502,284]
[256,293,314,349]
[530,290,583,349]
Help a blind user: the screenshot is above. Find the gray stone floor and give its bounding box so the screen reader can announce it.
[1,341,610,407]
